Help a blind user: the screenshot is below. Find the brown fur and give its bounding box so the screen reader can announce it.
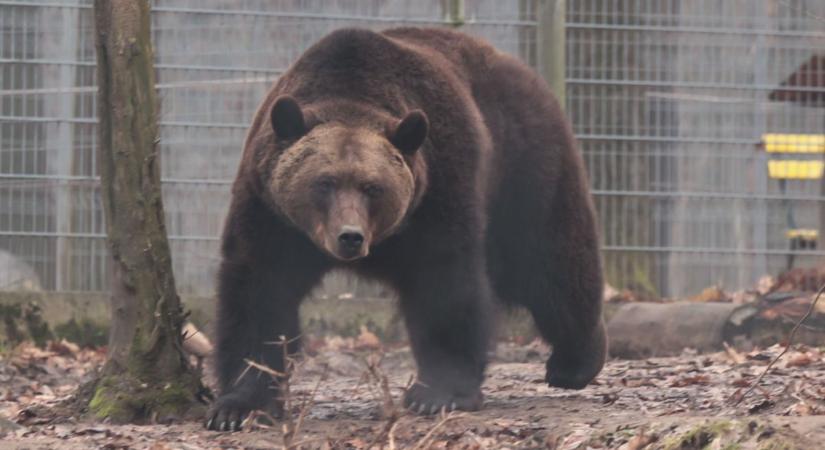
[207,27,605,431]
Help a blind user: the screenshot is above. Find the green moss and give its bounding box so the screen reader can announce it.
[89,373,202,423]
[758,440,796,450]
[54,318,109,348]
[23,303,53,347]
[663,421,734,450]
[89,377,140,423]
[153,379,199,418]
[0,303,23,347]
[0,302,53,348]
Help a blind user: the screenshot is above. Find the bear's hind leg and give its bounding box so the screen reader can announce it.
[529,292,607,389]
[488,189,606,390]
[528,207,606,389]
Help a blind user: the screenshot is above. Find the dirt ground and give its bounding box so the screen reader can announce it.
[1,338,825,449]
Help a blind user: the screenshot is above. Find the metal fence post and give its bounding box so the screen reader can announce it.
[44,2,80,290]
[820,118,825,251]
[537,0,565,108]
[443,0,464,27]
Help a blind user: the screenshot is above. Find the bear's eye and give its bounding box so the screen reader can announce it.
[362,183,384,199]
[315,178,336,194]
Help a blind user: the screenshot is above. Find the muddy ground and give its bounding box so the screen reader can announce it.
[1,338,824,449]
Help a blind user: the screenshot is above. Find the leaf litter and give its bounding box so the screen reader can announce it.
[1,335,824,449]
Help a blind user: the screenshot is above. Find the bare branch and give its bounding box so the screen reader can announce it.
[732,281,825,406]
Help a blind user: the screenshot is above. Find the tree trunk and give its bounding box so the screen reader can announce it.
[90,0,204,423]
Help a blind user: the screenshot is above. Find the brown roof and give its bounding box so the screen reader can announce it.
[769,54,825,105]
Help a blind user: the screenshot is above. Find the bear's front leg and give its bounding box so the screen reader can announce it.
[394,257,493,415]
[206,258,323,432]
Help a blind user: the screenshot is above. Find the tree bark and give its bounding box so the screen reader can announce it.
[90,0,204,423]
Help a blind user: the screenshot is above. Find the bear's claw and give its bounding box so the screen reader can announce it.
[205,392,270,432]
[205,407,246,432]
[403,382,482,415]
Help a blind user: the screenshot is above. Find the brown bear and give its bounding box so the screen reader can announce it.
[206,27,606,431]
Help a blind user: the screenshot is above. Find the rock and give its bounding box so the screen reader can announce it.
[0,250,41,292]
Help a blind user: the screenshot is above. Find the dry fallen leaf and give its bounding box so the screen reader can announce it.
[623,429,658,450]
[354,325,381,350]
[747,398,775,414]
[689,285,729,303]
[670,374,711,387]
[344,437,368,449]
[757,275,776,295]
[732,377,752,388]
[723,342,746,365]
[785,353,813,368]
[785,401,815,416]
[558,426,593,450]
[47,339,79,357]
[324,335,354,351]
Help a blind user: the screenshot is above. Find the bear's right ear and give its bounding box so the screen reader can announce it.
[388,110,428,155]
[270,95,306,140]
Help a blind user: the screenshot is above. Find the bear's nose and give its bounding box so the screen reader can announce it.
[337,226,364,256]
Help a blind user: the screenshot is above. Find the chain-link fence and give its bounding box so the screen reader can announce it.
[0,0,540,295]
[1,1,823,297]
[568,1,825,296]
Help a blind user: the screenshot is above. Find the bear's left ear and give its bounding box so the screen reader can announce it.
[270,95,306,140]
[388,110,428,155]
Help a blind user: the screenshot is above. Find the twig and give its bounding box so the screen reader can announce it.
[284,437,328,449]
[277,336,296,449]
[242,409,279,430]
[244,358,287,378]
[291,364,328,448]
[233,363,254,386]
[388,420,400,450]
[733,281,825,406]
[267,335,323,450]
[412,411,463,450]
[264,334,303,346]
[240,344,325,449]
[363,353,405,450]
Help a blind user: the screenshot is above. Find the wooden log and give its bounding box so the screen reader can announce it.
[607,301,744,359]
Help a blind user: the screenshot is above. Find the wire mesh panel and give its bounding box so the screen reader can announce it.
[4,1,822,298]
[0,0,539,295]
[568,0,825,297]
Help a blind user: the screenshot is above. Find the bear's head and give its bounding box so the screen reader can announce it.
[266,96,428,261]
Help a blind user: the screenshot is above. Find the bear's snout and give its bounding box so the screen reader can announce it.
[337,225,365,259]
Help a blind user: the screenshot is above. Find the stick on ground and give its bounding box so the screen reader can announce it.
[732,281,825,406]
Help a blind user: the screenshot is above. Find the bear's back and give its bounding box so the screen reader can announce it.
[272,27,500,111]
[380,27,500,77]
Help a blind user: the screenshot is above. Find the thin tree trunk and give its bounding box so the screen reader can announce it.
[90,0,204,423]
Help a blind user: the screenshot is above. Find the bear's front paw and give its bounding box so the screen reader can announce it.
[403,381,483,415]
[205,392,277,432]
